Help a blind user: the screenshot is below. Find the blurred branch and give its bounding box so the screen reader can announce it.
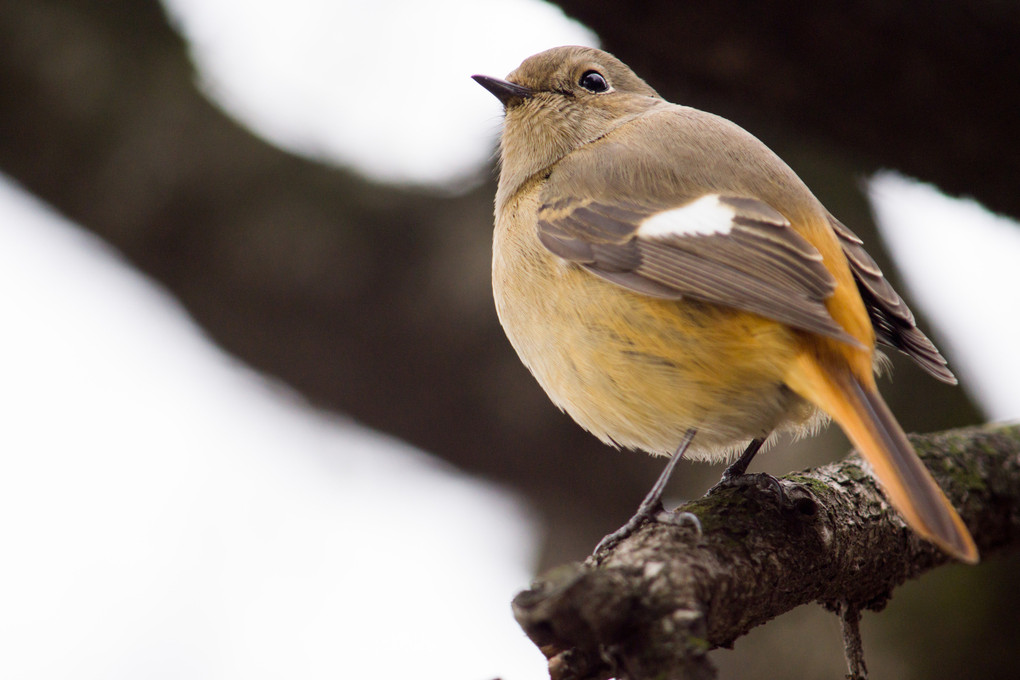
[512,423,1020,680]
[553,0,1020,219]
[0,0,629,560]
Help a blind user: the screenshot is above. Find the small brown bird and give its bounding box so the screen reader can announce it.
[473,46,977,563]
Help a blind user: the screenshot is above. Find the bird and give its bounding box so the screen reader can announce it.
[472,45,977,564]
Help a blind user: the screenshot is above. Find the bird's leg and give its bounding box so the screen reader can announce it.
[594,428,701,555]
[709,436,787,503]
[720,437,767,480]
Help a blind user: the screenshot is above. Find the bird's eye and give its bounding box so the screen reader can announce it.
[578,70,609,93]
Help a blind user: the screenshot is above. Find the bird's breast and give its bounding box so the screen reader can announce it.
[491,191,818,460]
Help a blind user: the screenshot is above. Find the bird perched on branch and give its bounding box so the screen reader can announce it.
[472,46,977,564]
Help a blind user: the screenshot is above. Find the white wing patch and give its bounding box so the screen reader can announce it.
[637,194,735,239]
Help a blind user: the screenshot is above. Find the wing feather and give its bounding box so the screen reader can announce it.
[828,215,956,383]
[538,193,860,345]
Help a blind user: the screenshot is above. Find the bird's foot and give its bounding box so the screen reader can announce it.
[708,470,788,507]
[594,429,699,556]
[594,504,701,555]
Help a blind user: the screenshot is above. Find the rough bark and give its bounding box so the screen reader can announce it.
[512,423,1020,680]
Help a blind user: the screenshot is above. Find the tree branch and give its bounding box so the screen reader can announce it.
[553,0,1020,219]
[512,423,1020,680]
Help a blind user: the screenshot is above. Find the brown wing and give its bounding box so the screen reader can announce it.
[828,215,957,383]
[537,193,861,346]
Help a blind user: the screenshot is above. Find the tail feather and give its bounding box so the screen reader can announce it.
[787,355,978,564]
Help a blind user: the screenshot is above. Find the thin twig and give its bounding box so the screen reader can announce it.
[838,600,868,680]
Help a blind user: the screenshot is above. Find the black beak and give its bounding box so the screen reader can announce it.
[471,75,534,107]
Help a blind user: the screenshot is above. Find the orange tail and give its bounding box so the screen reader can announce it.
[787,354,978,564]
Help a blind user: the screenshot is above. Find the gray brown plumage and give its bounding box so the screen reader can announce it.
[474,46,976,563]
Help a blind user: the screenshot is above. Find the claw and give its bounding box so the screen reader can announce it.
[654,509,702,538]
[593,429,697,555]
[709,471,789,507]
[594,502,662,554]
